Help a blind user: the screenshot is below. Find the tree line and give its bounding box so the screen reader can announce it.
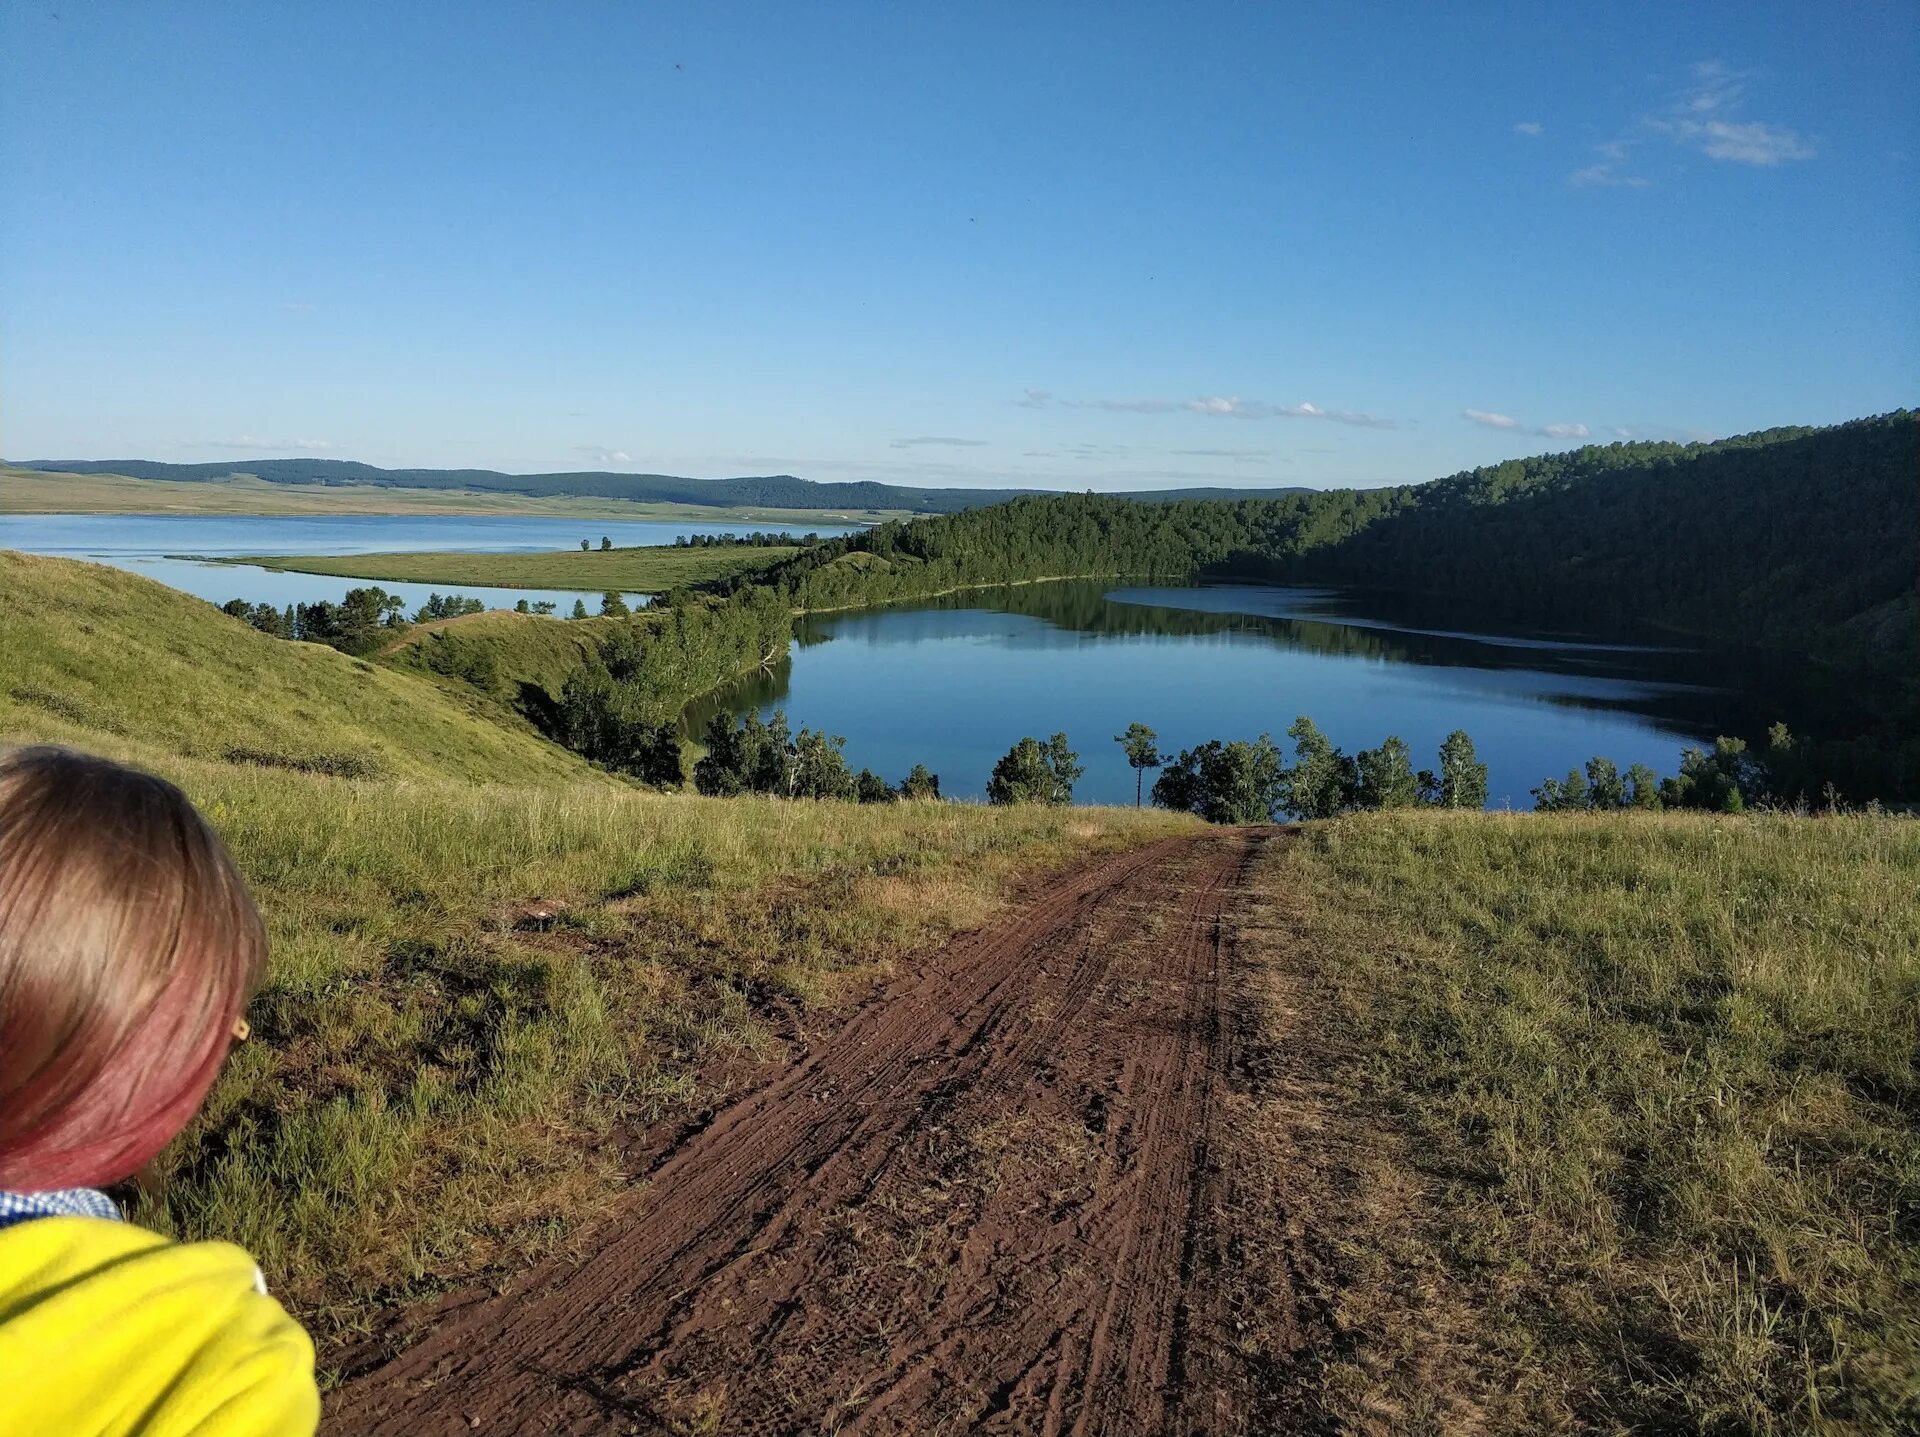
[672,531,824,549]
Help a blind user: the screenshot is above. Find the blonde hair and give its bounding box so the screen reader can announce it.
[0,747,265,1189]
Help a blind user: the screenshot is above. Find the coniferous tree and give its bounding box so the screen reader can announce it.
[899,764,941,800]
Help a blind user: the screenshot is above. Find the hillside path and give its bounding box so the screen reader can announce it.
[326,828,1292,1436]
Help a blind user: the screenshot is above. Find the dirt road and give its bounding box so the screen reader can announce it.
[328,828,1291,1435]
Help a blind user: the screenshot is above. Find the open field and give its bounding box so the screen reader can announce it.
[0,465,909,524]
[228,543,799,592]
[1232,810,1920,1433]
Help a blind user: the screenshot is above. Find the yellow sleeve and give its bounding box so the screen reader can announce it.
[0,1216,319,1437]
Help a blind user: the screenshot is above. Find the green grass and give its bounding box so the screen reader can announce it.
[123,764,1188,1359]
[0,465,910,524]
[1253,809,1919,1434]
[229,543,798,592]
[0,551,593,783]
[379,608,628,701]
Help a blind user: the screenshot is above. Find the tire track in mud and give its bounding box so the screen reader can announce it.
[326,828,1287,1436]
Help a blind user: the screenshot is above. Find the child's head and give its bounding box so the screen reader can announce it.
[0,746,265,1191]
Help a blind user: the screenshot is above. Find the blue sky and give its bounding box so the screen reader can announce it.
[3,2,1914,490]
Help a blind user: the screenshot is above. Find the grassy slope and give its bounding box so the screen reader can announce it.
[1238,811,1918,1434]
[233,543,798,592]
[0,551,1192,1360]
[378,609,626,701]
[0,552,592,783]
[0,465,908,523]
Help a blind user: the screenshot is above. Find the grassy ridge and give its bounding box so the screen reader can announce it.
[231,543,798,592]
[380,609,627,703]
[0,552,592,783]
[1249,811,1919,1432]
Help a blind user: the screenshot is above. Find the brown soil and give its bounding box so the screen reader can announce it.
[325,828,1317,1436]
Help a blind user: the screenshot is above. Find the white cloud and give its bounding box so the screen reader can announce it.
[1463,409,1521,430]
[1066,395,1393,429]
[572,445,632,464]
[1464,411,1594,442]
[279,301,317,313]
[1690,119,1814,166]
[1568,161,1650,188]
[1013,388,1053,408]
[1576,60,1814,186]
[890,436,987,449]
[1514,121,1544,137]
[204,435,336,452]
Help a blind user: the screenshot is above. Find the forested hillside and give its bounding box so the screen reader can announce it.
[713,412,1916,669]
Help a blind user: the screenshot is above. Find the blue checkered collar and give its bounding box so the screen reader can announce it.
[0,1187,121,1230]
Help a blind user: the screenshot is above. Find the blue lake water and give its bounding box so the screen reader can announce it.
[2,513,861,615]
[690,581,1825,809]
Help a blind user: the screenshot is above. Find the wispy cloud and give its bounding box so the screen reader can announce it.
[279,301,317,313]
[1650,61,1815,166]
[1514,121,1544,137]
[1462,409,1521,430]
[1169,447,1273,461]
[1571,59,1814,187]
[890,436,988,449]
[1464,409,1591,441]
[1013,389,1053,408]
[1569,163,1651,189]
[1068,395,1395,429]
[572,445,632,464]
[204,435,335,452]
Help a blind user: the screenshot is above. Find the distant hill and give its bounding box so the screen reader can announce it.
[7,457,1311,514]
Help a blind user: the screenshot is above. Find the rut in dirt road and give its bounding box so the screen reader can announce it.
[326,828,1287,1436]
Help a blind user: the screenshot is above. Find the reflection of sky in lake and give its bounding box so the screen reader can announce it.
[4,512,861,614]
[699,582,1817,809]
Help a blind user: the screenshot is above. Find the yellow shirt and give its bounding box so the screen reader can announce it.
[0,1216,318,1437]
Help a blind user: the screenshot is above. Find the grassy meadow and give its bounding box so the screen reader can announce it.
[231,542,798,592]
[0,552,589,783]
[0,464,907,524]
[1243,810,1919,1434]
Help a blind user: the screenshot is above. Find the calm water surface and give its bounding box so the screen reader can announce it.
[692,581,1833,809]
[3,513,861,614]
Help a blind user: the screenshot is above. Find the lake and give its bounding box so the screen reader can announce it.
[690,581,1837,809]
[2,513,862,614]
